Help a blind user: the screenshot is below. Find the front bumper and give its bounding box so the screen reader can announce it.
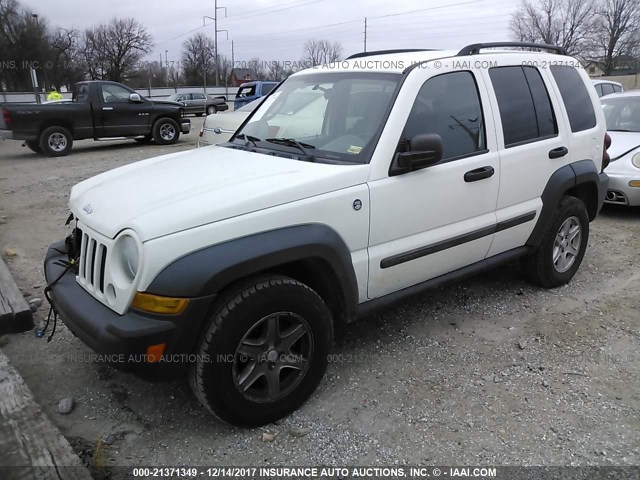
[44,241,215,380]
[180,119,191,134]
[604,172,640,206]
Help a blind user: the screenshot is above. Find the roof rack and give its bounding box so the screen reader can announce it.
[347,49,437,60]
[458,42,567,56]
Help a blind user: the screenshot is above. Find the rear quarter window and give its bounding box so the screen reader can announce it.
[551,66,597,132]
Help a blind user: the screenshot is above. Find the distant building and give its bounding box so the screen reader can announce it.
[229,68,258,87]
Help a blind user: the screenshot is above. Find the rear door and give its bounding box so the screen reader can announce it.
[97,83,151,137]
[192,93,206,114]
[479,62,570,257]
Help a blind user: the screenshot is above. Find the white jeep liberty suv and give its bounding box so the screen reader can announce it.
[44,42,610,427]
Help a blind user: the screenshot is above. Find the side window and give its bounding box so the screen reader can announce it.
[594,84,604,97]
[402,71,486,160]
[101,84,133,104]
[523,67,558,138]
[613,85,622,93]
[489,66,557,147]
[601,84,615,96]
[263,84,276,95]
[550,65,597,132]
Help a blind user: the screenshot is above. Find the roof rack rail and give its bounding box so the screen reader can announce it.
[347,49,436,60]
[458,42,567,56]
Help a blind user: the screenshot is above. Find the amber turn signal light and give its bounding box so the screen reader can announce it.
[131,292,189,315]
[146,343,166,363]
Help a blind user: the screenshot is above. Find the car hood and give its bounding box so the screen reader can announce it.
[204,110,250,131]
[151,99,182,107]
[70,146,369,241]
[607,131,640,160]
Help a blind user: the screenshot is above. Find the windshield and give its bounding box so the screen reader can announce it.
[602,97,640,132]
[232,72,401,163]
[166,94,181,102]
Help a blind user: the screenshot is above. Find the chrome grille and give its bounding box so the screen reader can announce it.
[78,231,108,294]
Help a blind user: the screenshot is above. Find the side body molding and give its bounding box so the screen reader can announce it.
[146,224,360,315]
[526,160,608,247]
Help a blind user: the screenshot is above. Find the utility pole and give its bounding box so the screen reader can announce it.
[165,50,169,87]
[364,17,367,52]
[231,40,234,68]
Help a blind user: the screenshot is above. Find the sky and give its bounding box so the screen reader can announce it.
[20,0,520,65]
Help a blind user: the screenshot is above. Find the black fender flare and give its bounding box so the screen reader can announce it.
[526,159,608,247]
[146,224,359,316]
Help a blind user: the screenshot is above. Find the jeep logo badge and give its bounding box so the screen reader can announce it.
[353,199,362,211]
[83,204,93,214]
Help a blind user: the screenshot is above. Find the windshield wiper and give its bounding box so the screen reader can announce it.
[234,133,261,147]
[265,138,316,161]
[608,129,631,132]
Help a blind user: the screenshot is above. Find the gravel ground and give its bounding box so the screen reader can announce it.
[0,122,639,477]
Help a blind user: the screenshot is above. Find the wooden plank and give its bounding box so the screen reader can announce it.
[0,257,33,334]
[0,351,92,480]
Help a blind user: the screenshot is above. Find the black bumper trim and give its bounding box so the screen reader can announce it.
[44,241,215,379]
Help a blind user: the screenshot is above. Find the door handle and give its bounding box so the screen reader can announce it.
[549,146,568,159]
[464,166,495,183]
[102,107,113,111]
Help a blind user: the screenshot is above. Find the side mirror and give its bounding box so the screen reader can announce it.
[129,93,142,103]
[390,133,443,176]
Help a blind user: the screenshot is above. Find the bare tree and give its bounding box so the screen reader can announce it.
[49,28,84,89]
[302,39,343,66]
[510,0,596,56]
[593,0,640,74]
[83,18,152,82]
[181,32,215,85]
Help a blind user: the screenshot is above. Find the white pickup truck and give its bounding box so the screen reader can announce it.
[44,42,610,427]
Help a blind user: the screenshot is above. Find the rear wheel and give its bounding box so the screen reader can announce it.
[206,105,217,115]
[39,126,73,157]
[522,196,589,288]
[25,141,42,153]
[189,275,333,427]
[152,118,180,145]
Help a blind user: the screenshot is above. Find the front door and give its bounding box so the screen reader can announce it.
[367,68,500,299]
[97,84,151,137]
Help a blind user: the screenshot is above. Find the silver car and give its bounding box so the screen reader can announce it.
[601,91,640,206]
[166,93,229,116]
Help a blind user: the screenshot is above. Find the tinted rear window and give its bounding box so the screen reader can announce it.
[551,66,596,132]
[489,66,557,146]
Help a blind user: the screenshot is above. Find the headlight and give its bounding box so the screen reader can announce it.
[633,153,640,169]
[120,235,139,280]
[112,233,141,286]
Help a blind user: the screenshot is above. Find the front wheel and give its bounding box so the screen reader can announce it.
[190,276,333,427]
[522,196,589,288]
[152,118,180,145]
[39,126,73,157]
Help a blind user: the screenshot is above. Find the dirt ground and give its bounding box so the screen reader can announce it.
[0,121,638,477]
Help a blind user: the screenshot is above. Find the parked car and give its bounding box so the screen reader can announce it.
[44,42,609,427]
[198,99,260,146]
[166,93,229,116]
[234,81,279,110]
[592,79,623,97]
[0,80,190,156]
[601,91,640,205]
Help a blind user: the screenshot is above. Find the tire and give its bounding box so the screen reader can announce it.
[195,113,204,117]
[134,135,153,144]
[152,118,180,145]
[39,126,73,157]
[190,275,333,427]
[522,196,589,288]
[25,141,42,153]
[206,105,217,115]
